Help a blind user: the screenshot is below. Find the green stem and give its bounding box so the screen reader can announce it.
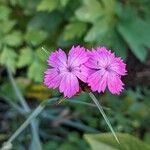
[7,68,29,112]
[7,104,43,144]
[42,47,49,55]
[7,68,42,149]
[1,97,59,149]
[89,92,120,144]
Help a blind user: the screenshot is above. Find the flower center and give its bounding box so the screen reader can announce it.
[104,65,111,72]
[67,66,73,72]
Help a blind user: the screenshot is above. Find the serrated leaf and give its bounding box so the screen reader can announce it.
[27,60,46,82]
[17,47,33,68]
[84,133,150,150]
[118,18,150,62]
[37,0,59,12]
[63,22,87,40]
[24,30,47,46]
[0,47,17,72]
[4,31,23,46]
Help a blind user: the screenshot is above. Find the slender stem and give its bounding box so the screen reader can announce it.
[7,68,42,149]
[7,68,29,112]
[89,92,120,144]
[0,94,25,114]
[42,47,49,55]
[6,105,43,144]
[1,97,59,149]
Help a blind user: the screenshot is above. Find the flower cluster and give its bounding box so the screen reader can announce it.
[44,46,127,97]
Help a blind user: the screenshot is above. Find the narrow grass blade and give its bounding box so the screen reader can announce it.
[1,97,59,149]
[42,47,49,55]
[89,92,120,144]
[7,68,42,150]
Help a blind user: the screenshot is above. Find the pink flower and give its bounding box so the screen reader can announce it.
[44,46,90,98]
[86,47,127,94]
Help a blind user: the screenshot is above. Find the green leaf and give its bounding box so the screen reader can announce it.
[75,0,103,23]
[37,0,59,12]
[24,30,47,46]
[17,47,33,68]
[28,12,62,33]
[0,47,17,72]
[76,0,116,44]
[0,5,11,20]
[4,31,23,47]
[118,18,150,62]
[63,22,87,40]
[27,60,46,82]
[84,133,150,150]
[84,20,109,42]
[0,20,16,33]
[60,0,70,7]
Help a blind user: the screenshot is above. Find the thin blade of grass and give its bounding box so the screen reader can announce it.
[1,97,59,149]
[42,47,49,55]
[7,68,42,150]
[89,92,120,144]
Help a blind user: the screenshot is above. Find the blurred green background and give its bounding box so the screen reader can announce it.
[0,0,150,149]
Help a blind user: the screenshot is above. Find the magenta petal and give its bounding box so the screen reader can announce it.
[59,73,79,98]
[88,70,105,92]
[68,45,88,67]
[73,65,91,82]
[110,57,127,75]
[107,73,124,95]
[44,68,61,89]
[47,49,67,67]
[97,72,108,92]
[85,50,101,69]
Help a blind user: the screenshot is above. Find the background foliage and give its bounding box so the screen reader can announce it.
[0,0,150,149]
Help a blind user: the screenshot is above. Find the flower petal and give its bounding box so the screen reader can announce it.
[88,70,106,92]
[73,65,92,82]
[97,72,108,92]
[47,49,67,67]
[59,73,79,98]
[44,68,61,89]
[85,49,101,69]
[68,46,88,67]
[110,57,127,75]
[96,47,115,68]
[107,73,124,94]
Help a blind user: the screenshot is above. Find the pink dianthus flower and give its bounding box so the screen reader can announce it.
[86,47,127,94]
[44,46,90,98]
